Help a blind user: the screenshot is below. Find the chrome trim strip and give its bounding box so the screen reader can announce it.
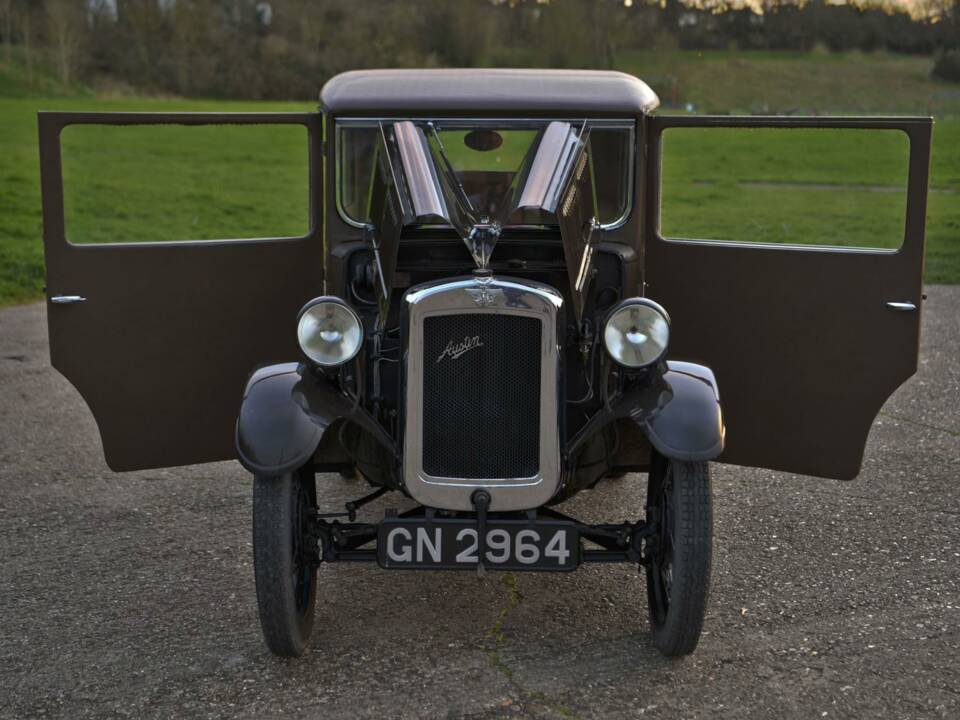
[50,295,87,304]
[886,301,917,311]
[403,275,563,512]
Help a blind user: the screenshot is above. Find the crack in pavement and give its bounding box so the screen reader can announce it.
[485,573,578,719]
[878,411,960,438]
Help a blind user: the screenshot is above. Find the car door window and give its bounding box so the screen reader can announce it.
[660,127,910,250]
[61,123,309,244]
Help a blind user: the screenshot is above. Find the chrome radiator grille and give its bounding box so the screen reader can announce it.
[403,276,563,512]
[422,314,542,479]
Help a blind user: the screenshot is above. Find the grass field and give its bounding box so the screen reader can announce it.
[618,49,960,116]
[62,123,311,244]
[1,51,959,306]
[661,126,955,257]
[628,49,960,278]
[0,89,314,304]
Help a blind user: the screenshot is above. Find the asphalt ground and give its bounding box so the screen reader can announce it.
[1,288,958,719]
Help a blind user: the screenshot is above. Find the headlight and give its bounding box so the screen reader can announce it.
[296,297,363,366]
[603,298,670,368]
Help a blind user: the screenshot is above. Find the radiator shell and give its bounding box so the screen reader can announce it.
[403,276,563,511]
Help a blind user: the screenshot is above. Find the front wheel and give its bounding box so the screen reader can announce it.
[253,467,318,657]
[644,452,713,657]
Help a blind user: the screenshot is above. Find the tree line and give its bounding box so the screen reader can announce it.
[0,0,958,100]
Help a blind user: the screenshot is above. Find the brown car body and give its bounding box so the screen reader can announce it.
[39,70,930,485]
[38,68,932,658]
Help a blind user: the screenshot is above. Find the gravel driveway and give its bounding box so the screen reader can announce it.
[1,288,957,719]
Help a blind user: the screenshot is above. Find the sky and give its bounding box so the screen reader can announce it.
[90,0,948,22]
[678,0,946,18]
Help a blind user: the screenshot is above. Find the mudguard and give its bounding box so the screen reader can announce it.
[636,361,725,462]
[236,364,321,476]
[235,363,395,477]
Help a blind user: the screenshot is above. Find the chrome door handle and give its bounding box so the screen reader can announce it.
[885,301,916,311]
[50,295,87,304]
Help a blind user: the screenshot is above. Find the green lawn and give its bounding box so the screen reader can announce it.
[661,120,959,282]
[61,123,311,244]
[617,49,960,116]
[660,126,958,261]
[0,93,314,304]
[1,51,959,306]
[621,49,960,281]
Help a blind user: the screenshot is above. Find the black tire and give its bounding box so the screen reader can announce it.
[253,467,318,657]
[645,452,712,657]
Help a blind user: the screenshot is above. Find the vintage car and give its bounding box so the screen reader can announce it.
[37,69,931,658]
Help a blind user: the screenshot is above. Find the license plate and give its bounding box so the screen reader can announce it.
[377,517,579,571]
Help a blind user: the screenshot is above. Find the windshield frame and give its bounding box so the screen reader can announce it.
[334,116,636,232]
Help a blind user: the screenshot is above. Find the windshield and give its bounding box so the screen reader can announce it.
[337,119,633,230]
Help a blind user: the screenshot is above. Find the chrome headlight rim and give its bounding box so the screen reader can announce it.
[296,296,363,367]
[603,297,671,369]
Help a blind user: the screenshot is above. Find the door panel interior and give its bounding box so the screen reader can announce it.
[645,116,931,479]
[39,112,324,471]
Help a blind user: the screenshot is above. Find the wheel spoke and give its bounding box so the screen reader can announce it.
[646,459,677,622]
[649,551,667,622]
[291,471,314,613]
[644,456,713,656]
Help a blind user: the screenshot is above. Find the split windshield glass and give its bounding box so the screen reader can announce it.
[338,119,633,230]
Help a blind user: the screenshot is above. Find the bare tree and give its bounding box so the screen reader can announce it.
[0,0,13,65]
[170,0,218,96]
[0,0,948,101]
[13,0,35,83]
[121,0,165,88]
[46,0,85,87]
[20,0,31,82]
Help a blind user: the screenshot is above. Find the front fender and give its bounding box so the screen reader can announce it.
[236,363,323,476]
[236,363,397,477]
[636,361,725,462]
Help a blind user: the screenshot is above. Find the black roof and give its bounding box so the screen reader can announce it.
[320,69,659,117]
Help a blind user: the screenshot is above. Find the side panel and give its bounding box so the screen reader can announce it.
[644,115,931,479]
[39,112,324,471]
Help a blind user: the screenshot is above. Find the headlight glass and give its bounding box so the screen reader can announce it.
[603,299,670,368]
[297,298,363,366]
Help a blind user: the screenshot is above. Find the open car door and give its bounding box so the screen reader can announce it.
[645,115,932,479]
[39,112,324,471]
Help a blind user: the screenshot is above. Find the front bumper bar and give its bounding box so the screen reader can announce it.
[310,504,655,568]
